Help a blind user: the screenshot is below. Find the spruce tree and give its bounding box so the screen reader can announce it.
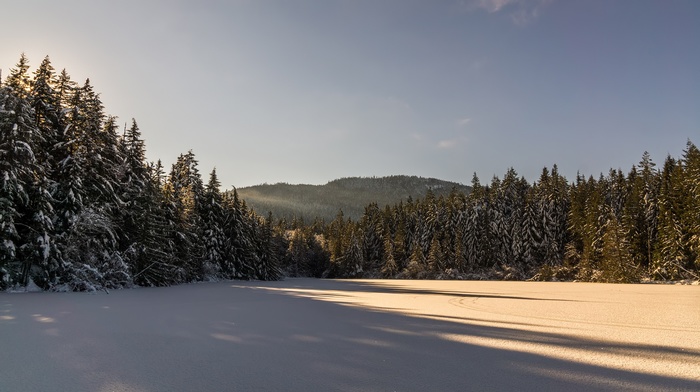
[253,212,282,280]
[600,209,638,282]
[360,202,384,273]
[222,189,253,279]
[681,141,700,273]
[4,54,32,99]
[654,156,686,279]
[381,234,399,277]
[0,87,42,287]
[167,151,206,281]
[201,168,226,279]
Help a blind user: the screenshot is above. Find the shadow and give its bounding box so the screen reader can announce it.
[1,279,698,392]
[242,279,700,360]
[221,280,700,391]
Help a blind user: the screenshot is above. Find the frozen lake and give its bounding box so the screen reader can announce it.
[1,279,699,391]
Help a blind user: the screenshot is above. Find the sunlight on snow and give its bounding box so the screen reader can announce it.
[236,281,700,383]
[436,332,700,381]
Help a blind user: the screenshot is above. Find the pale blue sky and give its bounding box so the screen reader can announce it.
[2,0,698,188]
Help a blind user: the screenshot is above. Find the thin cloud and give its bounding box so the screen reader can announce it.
[475,0,516,13]
[470,0,553,25]
[457,118,472,127]
[438,139,459,149]
[438,136,470,150]
[410,132,423,141]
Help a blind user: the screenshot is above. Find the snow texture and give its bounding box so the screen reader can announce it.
[1,279,699,392]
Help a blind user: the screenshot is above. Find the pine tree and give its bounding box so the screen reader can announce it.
[167,151,205,281]
[30,56,61,168]
[222,189,253,279]
[381,234,399,277]
[405,237,427,278]
[201,168,226,279]
[342,231,364,278]
[327,209,347,267]
[600,209,638,282]
[54,69,76,109]
[253,212,282,280]
[520,192,542,268]
[427,234,444,274]
[446,190,468,272]
[638,151,660,271]
[653,156,686,279]
[286,228,307,277]
[4,54,32,99]
[621,154,660,274]
[118,119,148,246]
[360,202,384,273]
[681,141,700,273]
[51,77,127,290]
[0,87,42,287]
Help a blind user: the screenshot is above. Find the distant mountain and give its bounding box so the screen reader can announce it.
[236,175,471,222]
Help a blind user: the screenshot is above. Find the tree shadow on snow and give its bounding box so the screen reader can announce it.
[1,280,699,392]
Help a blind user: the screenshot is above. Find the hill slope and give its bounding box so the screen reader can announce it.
[236,175,471,222]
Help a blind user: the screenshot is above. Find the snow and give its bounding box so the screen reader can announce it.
[1,279,698,392]
[7,278,42,293]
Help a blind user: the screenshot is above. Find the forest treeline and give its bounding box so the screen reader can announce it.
[1,54,281,291]
[290,148,699,282]
[2,55,698,291]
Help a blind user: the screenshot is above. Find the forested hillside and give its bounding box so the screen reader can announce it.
[1,54,698,290]
[237,176,471,222]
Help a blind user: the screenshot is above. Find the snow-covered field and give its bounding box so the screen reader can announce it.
[1,279,698,392]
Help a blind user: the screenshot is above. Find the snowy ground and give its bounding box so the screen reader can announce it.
[1,279,699,392]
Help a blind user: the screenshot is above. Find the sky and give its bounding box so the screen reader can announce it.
[1,0,698,188]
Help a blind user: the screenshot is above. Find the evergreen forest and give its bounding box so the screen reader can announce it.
[1,54,698,291]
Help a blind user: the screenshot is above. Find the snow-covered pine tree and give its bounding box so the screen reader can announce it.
[128,160,180,286]
[683,141,700,274]
[637,151,660,271]
[462,204,484,271]
[391,202,409,272]
[491,168,526,267]
[250,211,282,281]
[114,121,174,286]
[653,156,686,279]
[600,208,638,282]
[427,234,445,274]
[381,233,399,277]
[441,191,463,269]
[360,202,384,273]
[200,168,226,279]
[222,189,253,279]
[519,192,542,268]
[54,69,76,110]
[30,56,61,170]
[0,87,42,287]
[284,224,305,277]
[167,151,206,281]
[52,78,128,290]
[342,230,364,278]
[534,165,569,268]
[4,54,32,99]
[404,236,427,278]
